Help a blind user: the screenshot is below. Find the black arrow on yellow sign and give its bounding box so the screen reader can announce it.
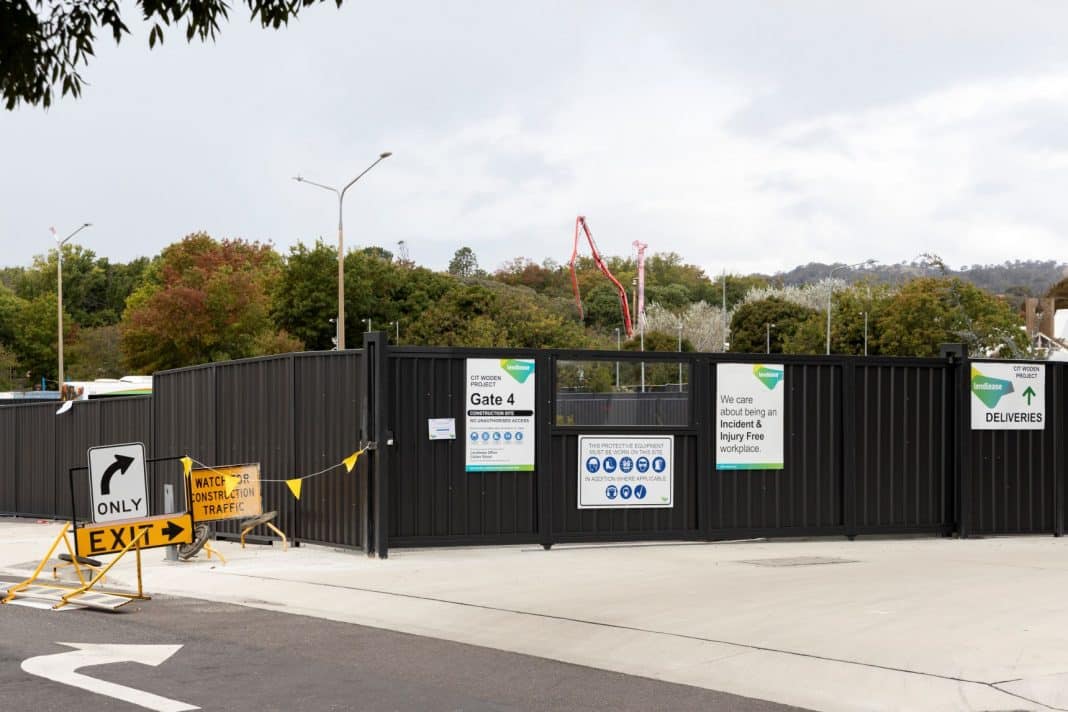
[161,520,185,540]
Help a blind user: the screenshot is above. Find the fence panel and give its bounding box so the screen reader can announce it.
[549,431,700,541]
[388,350,539,545]
[293,351,364,548]
[968,362,1063,534]
[13,403,57,517]
[212,356,297,538]
[855,362,951,532]
[0,406,18,513]
[709,361,843,534]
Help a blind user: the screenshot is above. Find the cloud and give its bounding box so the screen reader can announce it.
[3,2,1068,282]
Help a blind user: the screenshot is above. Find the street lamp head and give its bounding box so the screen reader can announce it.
[379,152,392,159]
[292,176,304,183]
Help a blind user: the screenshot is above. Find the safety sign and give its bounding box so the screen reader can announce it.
[188,463,263,522]
[75,513,194,557]
[578,435,673,509]
[716,364,784,470]
[970,361,1045,430]
[87,442,149,523]
[465,358,535,472]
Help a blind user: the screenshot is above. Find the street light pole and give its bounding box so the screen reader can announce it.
[293,151,391,351]
[49,223,91,389]
[766,322,775,354]
[389,320,400,343]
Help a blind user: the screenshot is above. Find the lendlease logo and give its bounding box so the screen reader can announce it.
[500,359,534,384]
[971,367,1013,408]
[752,365,784,390]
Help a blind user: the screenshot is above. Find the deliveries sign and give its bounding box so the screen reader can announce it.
[970,362,1045,430]
[189,463,263,522]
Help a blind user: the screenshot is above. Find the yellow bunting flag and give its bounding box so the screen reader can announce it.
[181,456,193,478]
[286,478,303,500]
[343,450,362,473]
[224,474,241,497]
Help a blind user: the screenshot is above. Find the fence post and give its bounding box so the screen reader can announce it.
[536,351,555,549]
[841,358,857,540]
[359,339,373,555]
[940,344,968,538]
[1054,363,1064,537]
[696,356,713,540]
[362,331,391,558]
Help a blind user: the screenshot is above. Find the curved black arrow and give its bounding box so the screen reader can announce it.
[161,520,185,541]
[100,454,135,496]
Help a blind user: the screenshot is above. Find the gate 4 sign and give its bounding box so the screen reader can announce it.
[88,442,148,523]
[465,358,536,472]
[971,361,1045,430]
[189,463,263,522]
[75,513,194,557]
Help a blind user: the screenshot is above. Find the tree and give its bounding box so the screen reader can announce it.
[66,324,124,379]
[448,247,482,278]
[784,283,893,355]
[13,245,148,327]
[623,330,694,353]
[729,297,820,354]
[877,277,1026,357]
[120,232,298,371]
[271,240,338,350]
[0,344,19,390]
[405,283,506,347]
[582,284,628,331]
[12,293,75,382]
[2,0,343,109]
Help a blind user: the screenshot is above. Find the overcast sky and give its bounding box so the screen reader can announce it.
[3,1,1068,278]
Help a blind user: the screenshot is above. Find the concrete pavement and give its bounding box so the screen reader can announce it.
[4,518,1068,710]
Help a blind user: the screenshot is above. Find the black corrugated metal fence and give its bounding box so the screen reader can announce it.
[1,337,1064,557]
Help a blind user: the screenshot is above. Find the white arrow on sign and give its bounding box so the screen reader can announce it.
[21,642,198,712]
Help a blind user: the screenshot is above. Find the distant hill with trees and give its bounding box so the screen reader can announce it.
[774,259,1067,307]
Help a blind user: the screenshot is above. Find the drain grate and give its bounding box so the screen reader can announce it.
[738,556,858,567]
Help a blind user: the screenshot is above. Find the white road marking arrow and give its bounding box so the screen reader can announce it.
[21,642,198,712]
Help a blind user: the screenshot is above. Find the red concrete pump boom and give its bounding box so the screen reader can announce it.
[569,216,635,338]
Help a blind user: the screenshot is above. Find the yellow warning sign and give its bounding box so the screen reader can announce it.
[189,463,263,522]
[75,513,194,557]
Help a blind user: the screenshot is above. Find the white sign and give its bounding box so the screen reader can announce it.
[22,643,196,712]
[88,442,149,523]
[465,358,535,472]
[716,363,785,470]
[428,418,456,440]
[970,361,1045,430]
[578,435,673,509]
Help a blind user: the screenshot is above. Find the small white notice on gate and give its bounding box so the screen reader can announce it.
[428,418,456,440]
[577,435,673,509]
[87,442,149,523]
[970,361,1045,430]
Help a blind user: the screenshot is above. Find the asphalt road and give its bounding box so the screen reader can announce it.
[0,579,804,712]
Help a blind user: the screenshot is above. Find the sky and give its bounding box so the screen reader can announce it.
[3,1,1068,278]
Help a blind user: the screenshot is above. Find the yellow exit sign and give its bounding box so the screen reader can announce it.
[75,513,194,557]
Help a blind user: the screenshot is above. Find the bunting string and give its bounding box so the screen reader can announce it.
[183,449,365,501]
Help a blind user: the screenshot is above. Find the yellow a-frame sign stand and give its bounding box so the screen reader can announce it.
[0,523,151,611]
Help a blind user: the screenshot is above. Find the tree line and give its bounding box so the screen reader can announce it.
[0,233,1041,389]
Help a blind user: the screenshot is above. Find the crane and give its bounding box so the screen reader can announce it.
[569,216,635,338]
